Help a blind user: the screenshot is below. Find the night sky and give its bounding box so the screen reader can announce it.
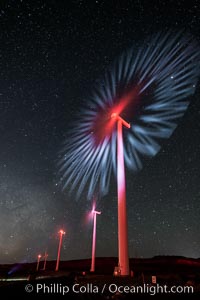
[0,0,200,264]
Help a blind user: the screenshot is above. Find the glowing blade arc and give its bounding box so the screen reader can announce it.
[58,32,200,199]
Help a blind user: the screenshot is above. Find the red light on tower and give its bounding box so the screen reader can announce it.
[36,254,42,271]
[90,209,101,272]
[55,229,66,271]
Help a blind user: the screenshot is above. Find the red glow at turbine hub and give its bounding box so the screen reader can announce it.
[85,201,97,224]
[92,210,101,215]
[91,85,140,146]
[111,113,130,128]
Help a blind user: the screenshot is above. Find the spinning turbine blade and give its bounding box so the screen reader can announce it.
[58,32,200,199]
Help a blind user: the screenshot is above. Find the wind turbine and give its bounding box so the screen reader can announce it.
[90,208,101,272]
[55,229,65,271]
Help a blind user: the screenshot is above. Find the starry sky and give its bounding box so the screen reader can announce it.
[0,0,200,264]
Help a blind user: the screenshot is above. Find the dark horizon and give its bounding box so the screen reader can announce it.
[1,254,200,268]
